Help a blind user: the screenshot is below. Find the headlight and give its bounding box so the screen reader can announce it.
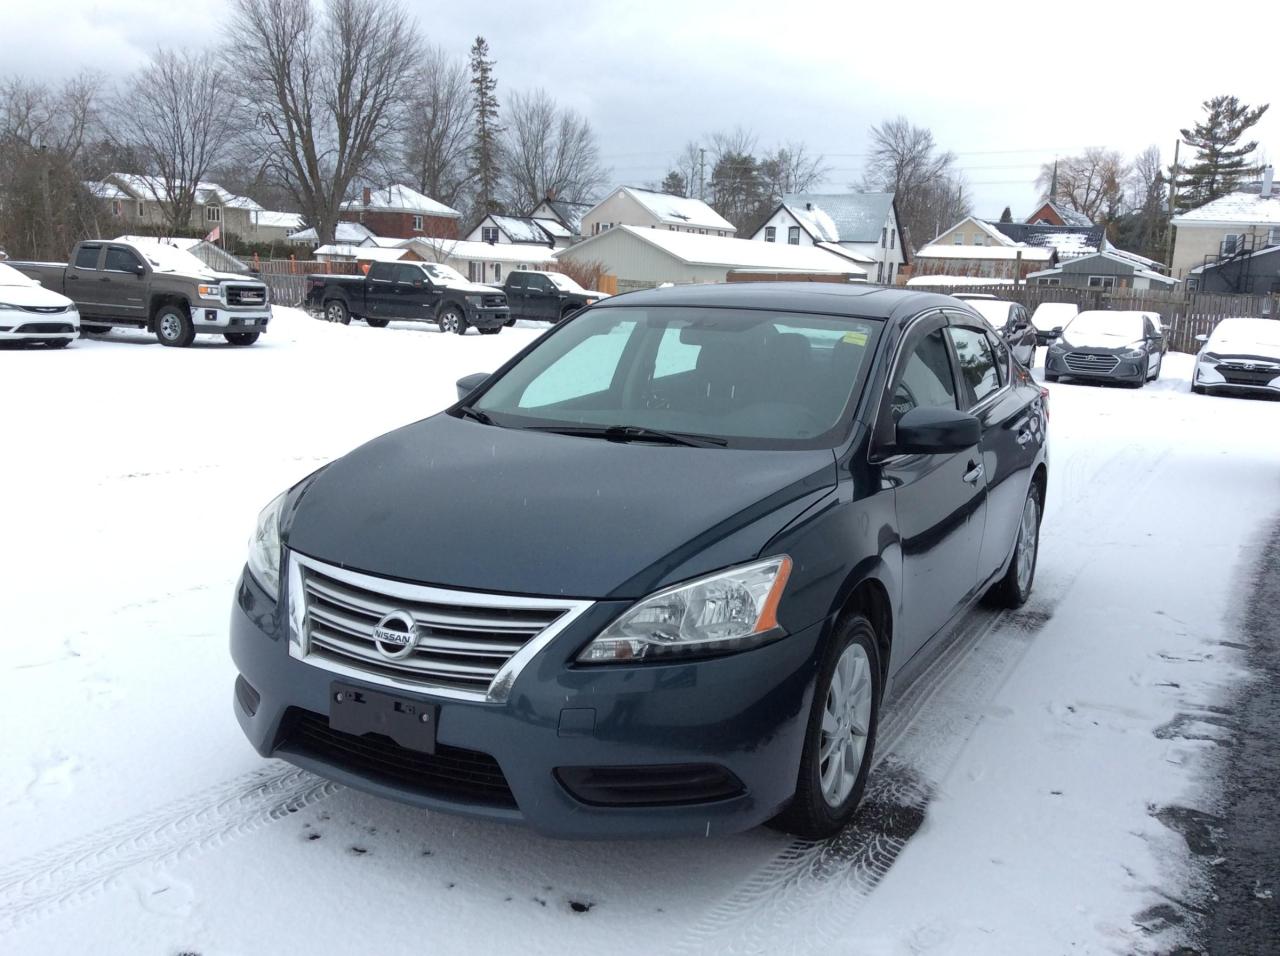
[584,298,596,306]
[466,294,482,304]
[1199,352,1220,365]
[578,556,792,664]
[1122,347,1145,359]
[0,301,17,311]
[197,284,222,299]
[246,491,287,597]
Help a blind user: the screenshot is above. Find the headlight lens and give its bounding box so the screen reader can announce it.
[578,556,792,664]
[197,284,222,299]
[1199,352,1220,365]
[0,301,17,311]
[246,491,286,596]
[1123,347,1145,359]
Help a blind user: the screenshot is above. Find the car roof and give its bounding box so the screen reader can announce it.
[596,282,963,324]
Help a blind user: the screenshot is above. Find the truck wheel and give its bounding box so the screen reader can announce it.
[155,305,195,348]
[438,305,467,335]
[324,300,350,325]
[479,327,500,335]
[365,318,389,328]
[503,317,516,327]
[224,332,260,346]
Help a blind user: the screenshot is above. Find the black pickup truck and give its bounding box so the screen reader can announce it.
[10,238,270,347]
[306,261,510,334]
[502,269,602,323]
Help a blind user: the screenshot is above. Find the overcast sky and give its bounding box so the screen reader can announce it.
[7,0,1277,220]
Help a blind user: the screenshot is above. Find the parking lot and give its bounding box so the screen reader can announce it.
[2,309,1278,955]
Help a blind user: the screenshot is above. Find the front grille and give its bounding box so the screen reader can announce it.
[280,709,516,807]
[18,304,69,314]
[1064,352,1120,373]
[14,322,75,334]
[226,284,268,307]
[288,553,591,702]
[1219,364,1279,386]
[482,295,505,308]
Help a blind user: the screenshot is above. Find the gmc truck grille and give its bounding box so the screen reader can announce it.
[1064,352,1120,373]
[286,553,592,702]
[226,284,268,307]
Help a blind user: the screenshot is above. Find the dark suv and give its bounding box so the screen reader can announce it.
[231,284,1048,839]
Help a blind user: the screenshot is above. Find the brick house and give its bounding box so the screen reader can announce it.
[340,185,461,240]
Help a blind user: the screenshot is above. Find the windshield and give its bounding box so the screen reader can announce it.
[1210,318,1280,351]
[422,263,468,285]
[1064,311,1144,342]
[545,272,586,293]
[0,263,36,287]
[470,306,884,448]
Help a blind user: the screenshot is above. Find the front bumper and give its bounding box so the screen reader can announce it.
[193,305,272,332]
[0,309,80,341]
[1045,349,1145,382]
[230,569,822,839]
[1195,361,1280,395]
[464,304,511,330]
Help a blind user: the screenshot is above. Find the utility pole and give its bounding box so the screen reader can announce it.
[1167,139,1181,273]
[698,148,706,202]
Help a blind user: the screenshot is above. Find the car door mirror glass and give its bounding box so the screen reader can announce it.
[895,406,981,455]
[456,372,488,401]
[134,263,146,276]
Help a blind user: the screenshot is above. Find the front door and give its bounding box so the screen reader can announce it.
[99,245,149,321]
[364,262,397,318]
[66,244,107,318]
[874,315,987,667]
[524,272,559,321]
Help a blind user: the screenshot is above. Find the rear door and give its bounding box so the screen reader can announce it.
[99,245,149,322]
[66,244,106,317]
[874,312,988,667]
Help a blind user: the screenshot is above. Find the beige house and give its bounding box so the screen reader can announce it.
[89,174,300,244]
[1170,168,1280,279]
[580,187,736,238]
[913,217,1054,282]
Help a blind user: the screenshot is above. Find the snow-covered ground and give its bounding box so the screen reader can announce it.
[2,309,1277,955]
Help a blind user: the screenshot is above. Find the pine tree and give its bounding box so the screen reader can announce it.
[469,36,502,217]
[660,170,687,197]
[999,206,1013,223]
[1176,95,1269,211]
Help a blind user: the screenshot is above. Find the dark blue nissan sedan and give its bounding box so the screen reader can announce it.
[231,283,1049,839]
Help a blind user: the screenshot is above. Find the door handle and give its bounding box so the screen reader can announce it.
[100,277,110,282]
[1016,428,1033,446]
[962,462,984,484]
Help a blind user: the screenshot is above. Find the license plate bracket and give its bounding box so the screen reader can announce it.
[329,683,437,754]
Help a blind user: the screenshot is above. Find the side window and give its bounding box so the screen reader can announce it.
[394,264,421,285]
[75,245,102,270]
[103,247,142,273]
[506,273,525,292]
[368,262,393,281]
[947,326,1000,405]
[885,328,958,435]
[986,330,1008,385]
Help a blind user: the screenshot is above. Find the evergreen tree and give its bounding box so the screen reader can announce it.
[469,36,503,217]
[660,170,687,197]
[999,206,1013,223]
[1176,95,1269,211]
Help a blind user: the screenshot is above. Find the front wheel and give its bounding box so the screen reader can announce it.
[324,300,350,325]
[224,332,260,346]
[155,305,195,347]
[987,482,1042,609]
[365,318,389,328]
[772,614,882,839]
[438,305,467,335]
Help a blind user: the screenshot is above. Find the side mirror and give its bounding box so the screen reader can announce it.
[895,406,981,455]
[1194,333,1209,343]
[456,371,488,401]
[1050,326,1063,338]
[134,263,146,276]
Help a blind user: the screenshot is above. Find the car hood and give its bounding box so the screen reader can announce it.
[444,281,504,295]
[1204,338,1280,362]
[0,280,74,309]
[285,414,837,599]
[1059,330,1143,351]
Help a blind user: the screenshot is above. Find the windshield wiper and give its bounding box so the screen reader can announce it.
[455,405,496,426]
[530,424,727,448]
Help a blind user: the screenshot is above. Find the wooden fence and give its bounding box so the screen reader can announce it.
[919,283,1280,353]
[249,258,361,308]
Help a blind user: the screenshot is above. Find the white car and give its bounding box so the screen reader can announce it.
[1193,317,1280,397]
[1030,301,1079,345]
[0,261,79,347]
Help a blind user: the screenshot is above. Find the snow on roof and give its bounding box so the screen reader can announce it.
[991,222,1105,258]
[401,237,559,265]
[1105,246,1165,270]
[916,242,1053,261]
[314,244,410,262]
[1027,199,1094,227]
[84,180,129,200]
[537,199,592,233]
[781,192,895,244]
[341,184,460,219]
[253,210,303,230]
[287,222,375,244]
[1189,244,1280,274]
[1026,251,1179,284]
[363,236,406,248]
[489,215,555,244]
[534,218,571,239]
[816,241,876,264]
[1171,186,1280,227]
[906,275,1015,287]
[110,173,260,210]
[615,187,736,233]
[560,224,866,276]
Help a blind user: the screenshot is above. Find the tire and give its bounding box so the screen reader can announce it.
[478,327,500,335]
[154,304,195,348]
[82,324,111,334]
[772,613,882,840]
[46,339,72,349]
[324,300,350,325]
[437,305,467,335]
[224,332,260,346]
[1192,384,1207,395]
[1045,372,1059,383]
[559,307,578,324]
[365,318,389,328]
[503,317,516,327]
[987,481,1042,609]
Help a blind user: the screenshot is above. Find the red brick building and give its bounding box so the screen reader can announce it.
[340,185,461,240]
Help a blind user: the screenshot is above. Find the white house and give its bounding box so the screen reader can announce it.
[399,236,558,285]
[554,224,866,289]
[580,187,736,238]
[751,192,906,284]
[287,221,377,248]
[467,214,572,249]
[530,198,593,239]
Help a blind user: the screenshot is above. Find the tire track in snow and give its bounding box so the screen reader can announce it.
[0,763,336,933]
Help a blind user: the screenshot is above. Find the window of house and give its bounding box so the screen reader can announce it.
[1269,226,1280,246]
[1186,277,1199,292]
[494,264,502,281]
[881,227,887,247]
[468,261,478,281]
[876,262,884,283]
[206,205,221,222]
[481,226,499,243]
[137,202,145,217]
[412,215,424,231]
[1221,233,1242,255]
[788,226,800,245]
[953,233,964,245]
[109,200,122,217]
[1087,275,1116,289]
[764,226,775,241]
[890,229,896,250]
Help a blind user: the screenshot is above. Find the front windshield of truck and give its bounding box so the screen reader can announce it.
[470,306,883,449]
[546,273,586,293]
[422,263,467,284]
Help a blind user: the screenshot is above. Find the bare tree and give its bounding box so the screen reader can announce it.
[114,49,236,235]
[759,142,829,202]
[400,46,472,212]
[501,89,608,214]
[1035,147,1129,224]
[225,0,422,245]
[667,141,703,199]
[861,116,969,251]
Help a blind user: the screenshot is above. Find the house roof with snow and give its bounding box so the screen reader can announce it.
[535,198,593,234]
[1171,184,1280,228]
[252,210,304,231]
[84,180,129,200]
[287,222,375,244]
[991,222,1107,258]
[314,243,411,262]
[1026,251,1178,285]
[1026,199,1094,228]
[915,241,1053,262]
[778,192,897,245]
[109,174,262,211]
[341,184,461,219]
[596,187,736,233]
[399,237,559,265]
[487,215,560,244]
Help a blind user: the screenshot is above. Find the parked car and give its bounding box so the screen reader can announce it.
[306,261,509,335]
[0,261,79,347]
[1192,317,1280,397]
[1030,301,1079,345]
[1044,310,1165,386]
[952,294,1038,367]
[9,239,270,347]
[231,283,1048,840]
[502,270,602,323]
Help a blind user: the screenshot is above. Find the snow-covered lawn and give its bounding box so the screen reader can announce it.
[2,308,1277,954]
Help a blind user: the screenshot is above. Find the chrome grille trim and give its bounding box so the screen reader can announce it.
[1064,352,1120,373]
[287,552,594,703]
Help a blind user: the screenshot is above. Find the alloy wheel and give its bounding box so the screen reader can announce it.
[1016,496,1039,593]
[819,642,874,807]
